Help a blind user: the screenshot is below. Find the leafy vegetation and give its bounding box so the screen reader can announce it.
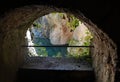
[33,22,41,28]
[67,32,93,59]
[67,15,80,31]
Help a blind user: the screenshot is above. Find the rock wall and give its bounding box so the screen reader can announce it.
[0,5,117,82]
[85,22,117,82]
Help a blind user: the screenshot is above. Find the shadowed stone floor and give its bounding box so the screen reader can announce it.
[22,57,92,71]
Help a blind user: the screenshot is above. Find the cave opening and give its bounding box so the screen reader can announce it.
[25,12,93,58]
[23,12,93,70]
[0,5,117,82]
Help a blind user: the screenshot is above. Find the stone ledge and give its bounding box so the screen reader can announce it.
[21,57,93,71]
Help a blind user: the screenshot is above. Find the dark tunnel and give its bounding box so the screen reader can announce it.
[0,0,119,82]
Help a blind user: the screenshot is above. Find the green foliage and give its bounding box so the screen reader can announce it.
[68,39,79,46]
[33,22,41,28]
[83,30,93,46]
[52,52,62,58]
[67,15,80,30]
[34,43,48,57]
[58,13,64,18]
[37,47,48,57]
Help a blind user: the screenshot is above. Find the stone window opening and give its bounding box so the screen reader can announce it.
[22,12,94,71]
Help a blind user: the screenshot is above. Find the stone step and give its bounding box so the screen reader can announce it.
[23,57,92,71]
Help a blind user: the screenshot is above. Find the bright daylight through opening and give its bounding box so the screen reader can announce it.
[25,12,93,62]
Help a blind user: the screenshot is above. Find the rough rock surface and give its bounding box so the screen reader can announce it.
[23,57,92,70]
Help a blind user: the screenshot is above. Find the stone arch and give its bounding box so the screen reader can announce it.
[0,5,117,82]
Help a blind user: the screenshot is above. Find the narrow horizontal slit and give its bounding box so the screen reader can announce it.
[21,45,94,47]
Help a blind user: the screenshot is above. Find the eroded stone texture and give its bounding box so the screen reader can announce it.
[85,22,117,82]
[0,5,117,82]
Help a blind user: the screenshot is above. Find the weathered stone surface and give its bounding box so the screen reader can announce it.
[22,57,92,70]
[85,22,117,82]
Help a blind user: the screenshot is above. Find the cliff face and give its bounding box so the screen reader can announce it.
[30,13,73,45]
